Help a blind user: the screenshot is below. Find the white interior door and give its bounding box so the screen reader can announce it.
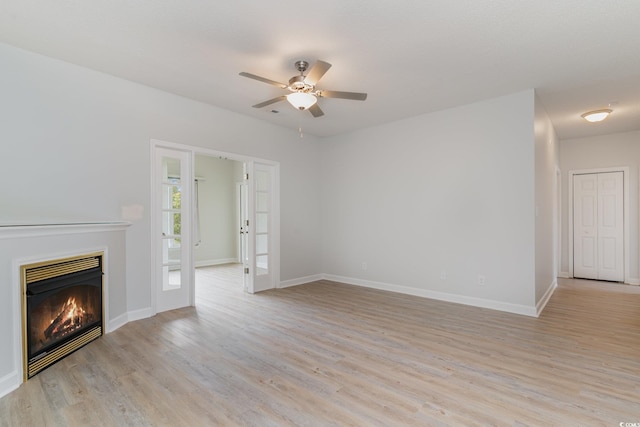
[240,168,251,292]
[573,172,623,281]
[154,147,192,312]
[573,174,598,279]
[597,172,624,281]
[244,161,278,293]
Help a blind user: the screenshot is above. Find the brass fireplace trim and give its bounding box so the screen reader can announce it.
[27,326,102,378]
[21,251,105,382]
[24,254,101,284]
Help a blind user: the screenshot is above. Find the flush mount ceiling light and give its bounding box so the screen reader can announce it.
[286,91,317,110]
[581,109,612,123]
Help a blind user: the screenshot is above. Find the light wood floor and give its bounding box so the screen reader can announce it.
[2,265,640,426]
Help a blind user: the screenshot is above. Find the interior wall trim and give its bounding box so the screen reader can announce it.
[0,371,19,400]
[536,279,557,317]
[195,258,238,268]
[280,274,324,289]
[321,274,538,317]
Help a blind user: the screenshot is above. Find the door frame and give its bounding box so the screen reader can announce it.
[236,181,246,264]
[150,139,280,314]
[555,166,561,281]
[568,166,630,282]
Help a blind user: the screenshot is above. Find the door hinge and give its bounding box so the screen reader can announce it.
[244,267,249,274]
[245,219,249,227]
[244,173,249,180]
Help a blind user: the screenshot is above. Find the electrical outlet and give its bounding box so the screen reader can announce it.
[362,262,368,271]
[440,270,447,280]
[477,274,485,286]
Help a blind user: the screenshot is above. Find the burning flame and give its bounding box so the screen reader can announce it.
[46,297,87,339]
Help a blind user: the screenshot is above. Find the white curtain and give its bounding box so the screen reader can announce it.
[194,179,201,247]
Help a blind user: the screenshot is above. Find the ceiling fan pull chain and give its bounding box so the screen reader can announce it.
[298,117,304,138]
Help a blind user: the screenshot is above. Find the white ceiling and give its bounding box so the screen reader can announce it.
[1,0,639,139]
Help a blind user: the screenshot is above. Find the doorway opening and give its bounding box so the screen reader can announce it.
[193,155,245,301]
[151,139,280,315]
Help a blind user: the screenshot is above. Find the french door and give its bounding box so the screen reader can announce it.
[243,161,278,293]
[152,142,279,313]
[153,147,192,312]
[573,171,624,282]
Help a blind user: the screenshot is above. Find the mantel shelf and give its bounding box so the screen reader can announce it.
[0,222,131,240]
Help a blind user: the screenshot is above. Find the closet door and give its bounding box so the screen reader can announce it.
[596,172,624,281]
[573,174,598,279]
[573,172,623,281]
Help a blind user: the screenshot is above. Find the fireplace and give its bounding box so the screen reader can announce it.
[22,253,104,379]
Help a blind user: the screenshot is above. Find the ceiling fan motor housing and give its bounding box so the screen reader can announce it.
[294,60,309,73]
[288,75,314,92]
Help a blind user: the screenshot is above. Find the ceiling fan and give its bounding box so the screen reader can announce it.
[239,60,367,117]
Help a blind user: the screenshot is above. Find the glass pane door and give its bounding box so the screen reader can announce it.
[162,157,183,289]
[250,162,277,293]
[255,167,270,277]
[240,178,250,292]
[155,147,191,312]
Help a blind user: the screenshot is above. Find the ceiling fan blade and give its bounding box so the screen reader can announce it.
[252,96,286,108]
[318,90,367,101]
[239,72,288,89]
[304,60,332,86]
[308,104,324,118]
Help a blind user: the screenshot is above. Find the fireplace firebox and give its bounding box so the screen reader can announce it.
[22,253,104,379]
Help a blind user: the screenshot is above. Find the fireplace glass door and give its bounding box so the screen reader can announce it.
[27,268,102,361]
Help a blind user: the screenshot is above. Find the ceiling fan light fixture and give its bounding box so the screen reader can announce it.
[581,109,612,123]
[286,92,317,110]
[239,59,367,118]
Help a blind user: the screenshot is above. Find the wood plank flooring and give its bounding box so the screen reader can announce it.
[2,265,640,426]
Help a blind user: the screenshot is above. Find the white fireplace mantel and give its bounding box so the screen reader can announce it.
[0,221,131,239]
[0,220,130,398]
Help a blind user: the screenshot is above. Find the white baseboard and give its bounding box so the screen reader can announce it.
[0,370,20,400]
[558,271,571,278]
[279,274,324,288]
[106,307,153,333]
[536,279,557,317]
[128,307,153,322]
[107,312,129,333]
[195,258,238,268]
[322,274,538,317]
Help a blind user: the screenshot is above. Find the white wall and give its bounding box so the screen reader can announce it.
[559,130,640,283]
[0,42,323,393]
[194,155,242,266]
[534,94,560,306]
[321,90,537,314]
